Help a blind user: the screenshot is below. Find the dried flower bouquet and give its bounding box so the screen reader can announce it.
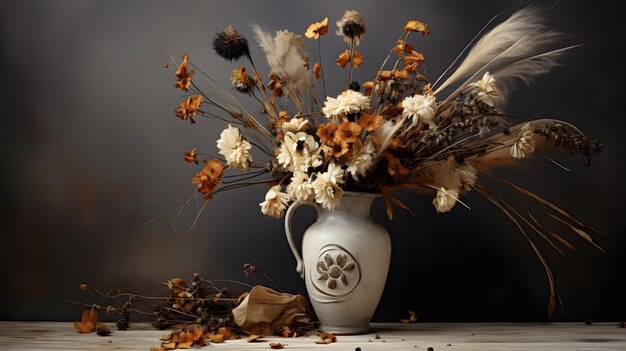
[164,7,603,317]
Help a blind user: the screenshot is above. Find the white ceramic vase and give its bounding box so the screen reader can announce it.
[285,192,391,334]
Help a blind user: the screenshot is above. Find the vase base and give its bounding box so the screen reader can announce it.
[319,323,371,335]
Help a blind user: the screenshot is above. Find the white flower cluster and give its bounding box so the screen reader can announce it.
[322,90,371,122]
[216,124,252,170]
[402,94,437,128]
[471,72,498,107]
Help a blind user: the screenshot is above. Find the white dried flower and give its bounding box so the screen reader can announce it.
[402,94,437,127]
[322,90,371,123]
[281,117,309,133]
[433,187,459,213]
[347,138,376,180]
[511,122,536,159]
[286,171,314,202]
[216,124,252,170]
[276,131,322,172]
[312,163,345,210]
[259,185,290,219]
[471,72,498,107]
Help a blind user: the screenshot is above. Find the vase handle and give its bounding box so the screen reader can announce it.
[285,200,320,280]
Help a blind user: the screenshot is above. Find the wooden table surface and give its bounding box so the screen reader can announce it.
[0,322,625,350]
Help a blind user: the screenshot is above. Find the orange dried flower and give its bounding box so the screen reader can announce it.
[393,39,406,56]
[336,121,362,144]
[230,65,255,94]
[404,20,431,35]
[305,17,329,39]
[313,63,322,80]
[268,74,284,97]
[358,114,383,131]
[184,148,198,164]
[379,69,408,81]
[362,81,374,96]
[175,53,195,91]
[317,123,338,144]
[384,152,409,177]
[404,50,425,72]
[175,95,202,124]
[191,159,223,200]
[336,50,364,68]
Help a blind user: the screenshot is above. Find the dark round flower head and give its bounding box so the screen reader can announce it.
[212,25,250,61]
[348,81,361,92]
[336,10,366,46]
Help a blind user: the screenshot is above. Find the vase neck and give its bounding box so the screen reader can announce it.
[322,192,378,218]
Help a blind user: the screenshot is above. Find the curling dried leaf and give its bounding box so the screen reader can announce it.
[270,342,287,349]
[476,185,557,320]
[248,334,264,342]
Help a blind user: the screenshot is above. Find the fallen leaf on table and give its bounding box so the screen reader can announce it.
[314,332,336,344]
[248,334,265,342]
[206,332,225,343]
[217,326,237,340]
[95,323,111,336]
[162,341,177,349]
[270,342,287,349]
[176,341,193,349]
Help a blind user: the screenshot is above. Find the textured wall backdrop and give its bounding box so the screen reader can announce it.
[1,0,624,322]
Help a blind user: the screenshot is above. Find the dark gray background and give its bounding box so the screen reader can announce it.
[1,0,624,322]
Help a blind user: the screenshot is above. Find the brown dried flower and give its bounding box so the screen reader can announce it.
[268,74,284,97]
[358,114,383,131]
[336,10,366,45]
[212,25,250,61]
[404,50,425,72]
[184,148,199,165]
[230,65,256,94]
[175,95,202,124]
[313,63,322,80]
[191,159,223,200]
[175,53,195,91]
